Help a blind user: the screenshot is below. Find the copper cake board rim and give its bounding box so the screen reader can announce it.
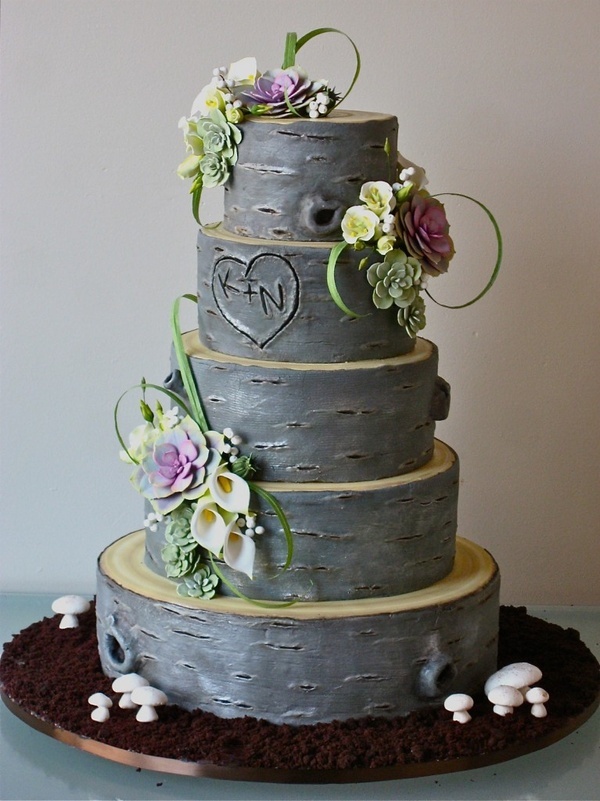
[2,687,599,785]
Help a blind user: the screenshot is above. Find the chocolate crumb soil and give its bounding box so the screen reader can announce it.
[1,606,598,774]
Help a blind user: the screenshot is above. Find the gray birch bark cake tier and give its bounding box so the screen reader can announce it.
[144,440,459,601]
[97,532,500,724]
[97,32,504,731]
[197,225,415,362]
[222,111,398,242]
[164,332,450,483]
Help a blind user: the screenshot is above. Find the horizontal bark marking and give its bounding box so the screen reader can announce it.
[171,629,214,641]
[264,642,304,652]
[255,206,281,215]
[273,130,336,141]
[240,162,296,175]
[213,697,254,710]
[138,629,162,641]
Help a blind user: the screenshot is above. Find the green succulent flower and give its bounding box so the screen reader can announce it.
[200,151,230,188]
[196,109,241,162]
[165,504,195,548]
[398,295,427,338]
[367,250,423,310]
[177,565,219,599]
[161,542,202,578]
[161,504,201,578]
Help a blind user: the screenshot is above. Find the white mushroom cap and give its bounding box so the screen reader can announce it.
[444,693,474,713]
[130,685,168,707]
[525,687,549,704]
[487,685,524,707]
[51,595,91,628]
[112,673,149,694]
[484,662,542,695]
[88,692,113,708]
[130,685,168,723]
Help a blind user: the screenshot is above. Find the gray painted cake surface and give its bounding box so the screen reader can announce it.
[97,532,500,725]
[96,104,502,728]
[166,333,450,483]
[145,440,459,601]
[197,225,415,363]
[223,111,398,242]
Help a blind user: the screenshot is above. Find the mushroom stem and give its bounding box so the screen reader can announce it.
[136,705,159,723]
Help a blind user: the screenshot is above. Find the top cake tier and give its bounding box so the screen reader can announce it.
[222,110,398,241]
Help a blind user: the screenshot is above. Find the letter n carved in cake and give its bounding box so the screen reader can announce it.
[212,253,300,348]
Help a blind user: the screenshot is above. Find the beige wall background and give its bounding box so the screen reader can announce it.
[1,0,599,603]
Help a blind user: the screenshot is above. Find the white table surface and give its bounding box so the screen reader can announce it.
[1,595,598,801]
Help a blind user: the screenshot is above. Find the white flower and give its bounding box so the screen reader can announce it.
[359,181,396,218]
[226,56,257,86]
[191,496,230,554]
[159,406,180,430]
[190,80,225,117]
[191,497,255,578]
[376,234,396,255]
[341,205,380,245]
[207,467,250,514]
[119,423,157,464]
[223,524,256,579]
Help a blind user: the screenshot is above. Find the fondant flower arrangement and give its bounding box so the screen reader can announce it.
[115,295,293,605]
[327,164,502,338]
[177,28,360,223]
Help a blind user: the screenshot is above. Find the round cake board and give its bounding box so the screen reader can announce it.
[1,690,599,784]
[1,606,599,784]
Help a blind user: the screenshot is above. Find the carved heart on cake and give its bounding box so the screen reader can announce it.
[212,254,300,348]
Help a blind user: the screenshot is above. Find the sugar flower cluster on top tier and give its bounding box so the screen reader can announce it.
[177,55,339,219]
[120,397,258,595]
[337,163,455,338]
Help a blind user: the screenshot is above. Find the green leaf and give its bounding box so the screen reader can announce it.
[326,241,367,319]
[282,31,298,69]
[294,28,361,108]
[283,86,304,118]
[208,552,296,609]
[191,179,203,226]
[171,294,209,431]
[426,193,503,309]
[249,483,294,574]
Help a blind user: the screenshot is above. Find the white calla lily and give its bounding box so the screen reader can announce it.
[208,468,250,514]
[223,523,256,579]
[190,496,230,555]
[227,57,257,86]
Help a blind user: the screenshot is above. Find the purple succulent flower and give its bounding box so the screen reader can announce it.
[132,416,221,514]
[236,67,320,116]
[396,191,455,276]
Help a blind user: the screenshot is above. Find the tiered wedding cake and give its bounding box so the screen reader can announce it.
[96,33,500,725]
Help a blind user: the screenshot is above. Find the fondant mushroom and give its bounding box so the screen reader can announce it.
[51,595,91,628]
[111,673,149,709]
[130,685,168,722]
[443,693,474,723]
[525,686,549,717]
[88,692,113,722]
[484,662,542,700]
[487,684,524,716]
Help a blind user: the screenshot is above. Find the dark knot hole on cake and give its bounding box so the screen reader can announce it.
[103,623,137,674]
[300,195,344,235]
[415,653,457,699]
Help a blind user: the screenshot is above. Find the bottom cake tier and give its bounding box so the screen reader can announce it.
[96,532,499,725]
